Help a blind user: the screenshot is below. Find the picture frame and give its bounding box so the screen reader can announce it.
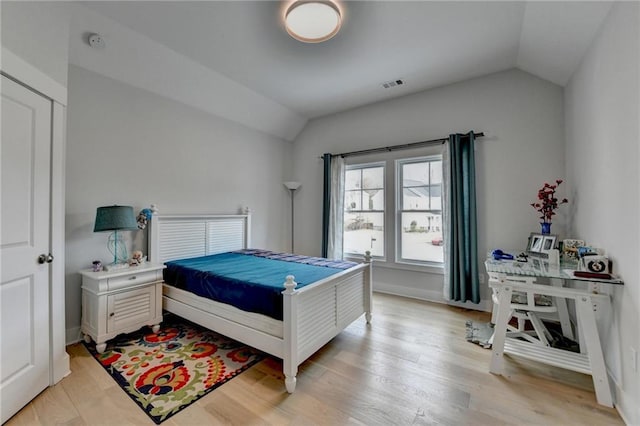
[541,235,557,253]
[527,233,545,253]
[531,257,549,272]
[562,239,585,262]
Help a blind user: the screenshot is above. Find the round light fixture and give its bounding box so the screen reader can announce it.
[285,0,342,43]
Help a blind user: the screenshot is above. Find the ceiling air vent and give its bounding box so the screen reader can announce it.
[381,79,404,89]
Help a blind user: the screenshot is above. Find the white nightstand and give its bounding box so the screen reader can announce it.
[80,263,165,353]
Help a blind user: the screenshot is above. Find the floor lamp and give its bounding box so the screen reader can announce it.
[283,181,301,252]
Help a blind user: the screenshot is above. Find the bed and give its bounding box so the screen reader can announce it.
[147,207,372,393]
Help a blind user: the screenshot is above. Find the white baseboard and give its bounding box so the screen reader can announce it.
[373,282,492,312]
[66,326,82,345]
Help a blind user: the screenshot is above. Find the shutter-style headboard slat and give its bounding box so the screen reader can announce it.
[159,221,206,262]
[207,219,245,255]
[148,211,251,264]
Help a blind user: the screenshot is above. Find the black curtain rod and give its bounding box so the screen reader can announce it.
[327,131,484,159]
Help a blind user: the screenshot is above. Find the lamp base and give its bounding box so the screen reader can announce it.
[103,262,130,271]
[107,231,129,264]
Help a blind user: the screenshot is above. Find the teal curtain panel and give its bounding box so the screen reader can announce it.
[322,153,331,258]
[447,132,480,303]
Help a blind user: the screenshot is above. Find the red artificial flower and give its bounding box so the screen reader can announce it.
[531,179,568,224]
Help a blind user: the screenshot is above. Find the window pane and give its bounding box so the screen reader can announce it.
[343,212,384,257]
[345,169,361,190]
[403,186,429,210]
[403,162,429,186]
[362,167,384,190]
[345,190,361,211]
[430,161,442,184]
[429,184,442,210]
[400,212,443,262]
[362,189,384,211]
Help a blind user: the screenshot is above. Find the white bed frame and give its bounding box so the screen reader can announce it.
[148,207,372,393]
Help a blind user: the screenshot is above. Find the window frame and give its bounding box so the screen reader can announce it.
[341,150,445,275]
[343,161,386,260]
[395,155,444,267]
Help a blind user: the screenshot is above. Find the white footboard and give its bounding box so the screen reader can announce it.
[148,209,373,394]
[282,259,372,392]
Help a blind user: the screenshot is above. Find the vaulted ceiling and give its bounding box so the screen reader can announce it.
[72,1,612,139]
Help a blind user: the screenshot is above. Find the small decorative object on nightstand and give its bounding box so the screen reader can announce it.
[80,263,165,353]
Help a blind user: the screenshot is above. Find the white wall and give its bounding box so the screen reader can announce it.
[564,2,639,423]
[67,3,306,142]
[291,69,565,305]
[0,1,70,87]
[65,65,293,342]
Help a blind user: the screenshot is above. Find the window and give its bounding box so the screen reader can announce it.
[341,154,444,270]
[397,156,443,264]
[343,163,385,257]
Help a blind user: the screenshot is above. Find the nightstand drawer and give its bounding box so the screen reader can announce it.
[108,270,161,291]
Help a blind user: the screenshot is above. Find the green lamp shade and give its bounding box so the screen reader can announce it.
[93,206,138,232]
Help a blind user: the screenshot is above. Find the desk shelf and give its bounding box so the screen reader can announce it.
[504,338,591,375]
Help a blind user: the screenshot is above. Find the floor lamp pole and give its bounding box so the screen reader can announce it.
[290,189,295,252]
[283,181,301,253]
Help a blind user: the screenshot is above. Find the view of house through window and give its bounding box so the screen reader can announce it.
[398,157,443,263]
[343,164,385,257]
[342,156,444,265]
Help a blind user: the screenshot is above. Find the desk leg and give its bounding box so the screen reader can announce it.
[577,316,586,354]
[551,278,574,340]
[576,295,613,407]
[489,285,513,375]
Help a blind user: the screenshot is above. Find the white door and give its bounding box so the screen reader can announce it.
[1,75,52,423]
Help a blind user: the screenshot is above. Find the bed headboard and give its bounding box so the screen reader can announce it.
[148,207,251,264]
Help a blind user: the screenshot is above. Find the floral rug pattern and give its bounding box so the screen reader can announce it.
[84,316,264,424]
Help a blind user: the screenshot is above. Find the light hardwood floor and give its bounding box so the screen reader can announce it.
[7,293,623,425]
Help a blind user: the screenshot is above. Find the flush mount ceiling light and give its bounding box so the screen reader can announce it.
[285,0,342,43]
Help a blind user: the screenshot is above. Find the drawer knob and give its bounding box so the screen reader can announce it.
[129,276,137,280]
[109,312,115,317]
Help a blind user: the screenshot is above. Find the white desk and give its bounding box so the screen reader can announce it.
[485,258,623,407]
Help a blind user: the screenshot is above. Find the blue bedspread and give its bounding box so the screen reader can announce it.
[163,251,357,320]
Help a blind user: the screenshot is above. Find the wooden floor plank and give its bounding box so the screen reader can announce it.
[30,383,81,425]
[4,293,623,425]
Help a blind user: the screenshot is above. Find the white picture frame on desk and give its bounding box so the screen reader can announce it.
[541,235,557,253]
[528,233,557,258]
[530,257,549,272]
[528,233,544,253]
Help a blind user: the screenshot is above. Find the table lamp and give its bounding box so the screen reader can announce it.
[93,205,138,269]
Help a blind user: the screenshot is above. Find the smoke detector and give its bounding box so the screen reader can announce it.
[88,33,106,49]
[381,79,405,89]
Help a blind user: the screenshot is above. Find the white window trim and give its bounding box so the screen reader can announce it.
[342,147,445,275]
[343,161,386,260]
[395,155,444,268]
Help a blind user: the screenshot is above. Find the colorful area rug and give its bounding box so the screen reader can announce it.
[83,316,264,424]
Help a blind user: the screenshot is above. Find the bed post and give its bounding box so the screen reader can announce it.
[244,206,252,248]
[364,250,373,324]
[148,204,160,263]
[282,275,298,393]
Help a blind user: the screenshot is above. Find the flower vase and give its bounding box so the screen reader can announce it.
[541,222,552,235]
